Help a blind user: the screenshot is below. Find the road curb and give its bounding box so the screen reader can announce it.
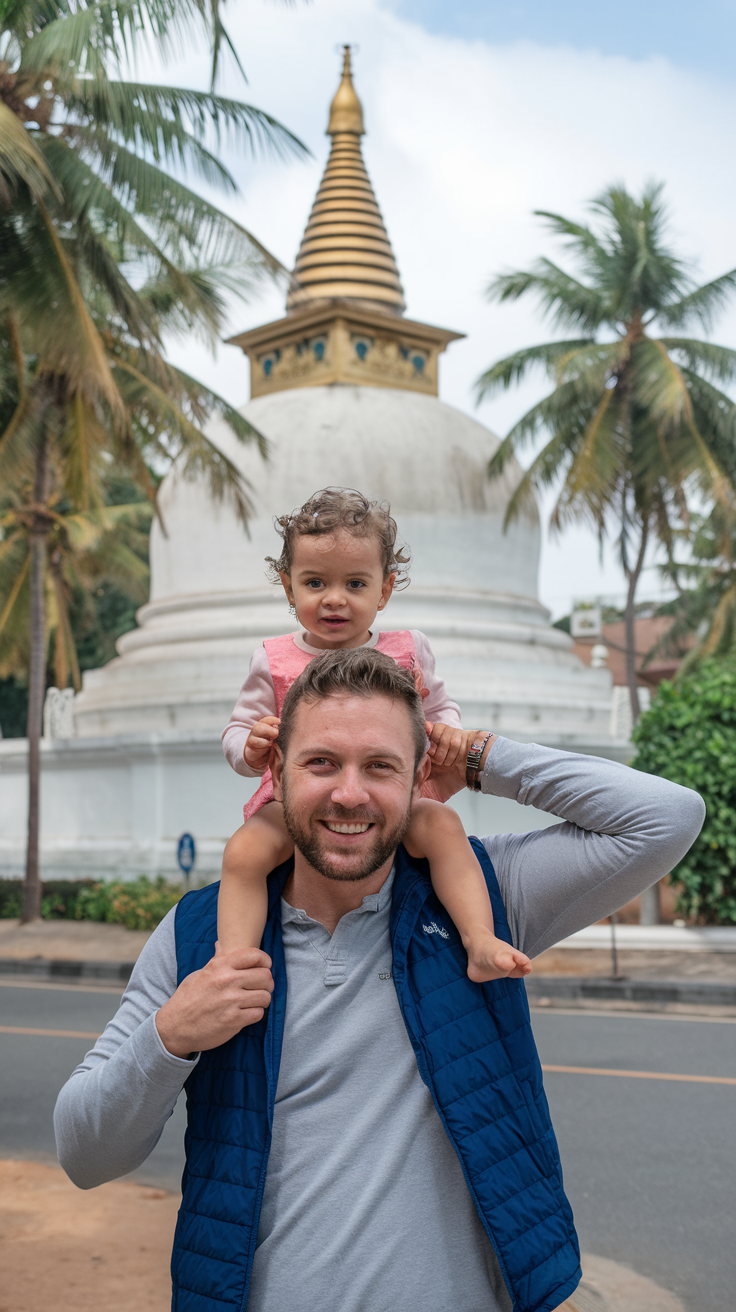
[0,957,133,984]
[4,959,736,1006]
[527,974,736,1008]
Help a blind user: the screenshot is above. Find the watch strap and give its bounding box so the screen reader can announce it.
[466,732,493,792]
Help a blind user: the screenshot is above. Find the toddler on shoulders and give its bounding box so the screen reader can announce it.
[220,486,531,983]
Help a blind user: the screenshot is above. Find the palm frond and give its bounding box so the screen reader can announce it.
[167,364,268,457]
[629,338,693,433]
[33,201,125,421]
[64,133,286,276]
[561,386,619,506]
[496,429,580,530]
[206,0,247,91]
[18,5,101,79]
[0,551,29,639]
[487,260,607,333]
[659,270,736,331]
[0,103,58,204]
[67,80,308,169]
[681,370,736,478]
[659,338,736,385]
[491,380,599,461]
[0,390,46,489]
[533,210,605,265]
[475,338,592,401]
[112,358,255,523]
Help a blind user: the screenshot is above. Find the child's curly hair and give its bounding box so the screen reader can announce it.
[265,487,411,589]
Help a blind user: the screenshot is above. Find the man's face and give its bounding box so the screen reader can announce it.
[272,692,428,883]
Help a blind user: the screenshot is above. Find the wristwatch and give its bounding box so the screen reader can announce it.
[466,733,493,792]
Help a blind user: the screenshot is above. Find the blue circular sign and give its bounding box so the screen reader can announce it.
[177,833,196,875]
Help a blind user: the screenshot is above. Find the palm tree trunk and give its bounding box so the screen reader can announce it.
[20,436,48,924]
[623,513,660,925]
[623,516,650,728]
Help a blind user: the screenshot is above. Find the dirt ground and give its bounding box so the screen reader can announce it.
[0,1160,179,1312]
[0,1161,684,1312]
[0,920,152,962]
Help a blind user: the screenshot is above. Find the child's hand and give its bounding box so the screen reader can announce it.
[244,716,280,772]
[425,723,477,770]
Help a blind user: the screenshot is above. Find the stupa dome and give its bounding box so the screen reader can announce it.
[74,384,611,742]
[151,385,539,602]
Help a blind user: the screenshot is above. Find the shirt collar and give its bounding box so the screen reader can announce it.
[281,864,396,926]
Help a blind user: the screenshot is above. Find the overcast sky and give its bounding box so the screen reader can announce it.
[153,0,736,618]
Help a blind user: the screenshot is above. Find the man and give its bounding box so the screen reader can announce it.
[55,649,704,1312]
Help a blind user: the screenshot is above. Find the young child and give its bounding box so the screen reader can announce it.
[220,487,531,982]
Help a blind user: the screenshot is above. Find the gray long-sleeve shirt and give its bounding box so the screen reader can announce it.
[54,739,705,1312]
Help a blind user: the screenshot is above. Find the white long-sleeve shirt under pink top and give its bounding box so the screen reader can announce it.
[222,628,462,777]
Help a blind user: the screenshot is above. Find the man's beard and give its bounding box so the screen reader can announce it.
[281,778,412,883]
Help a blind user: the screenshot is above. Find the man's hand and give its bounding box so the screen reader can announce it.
[421,723,496,803]
[155,945,274,1060]
[244,716,281,772]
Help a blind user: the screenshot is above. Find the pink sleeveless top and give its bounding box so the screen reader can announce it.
[243,631,419,821]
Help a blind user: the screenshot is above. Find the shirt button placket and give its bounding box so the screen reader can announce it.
[323,948,348,986]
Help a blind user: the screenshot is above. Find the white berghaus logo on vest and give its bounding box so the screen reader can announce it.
[422,921,450,939]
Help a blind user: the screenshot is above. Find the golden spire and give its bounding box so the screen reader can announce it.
[327,45,365,135]
[286,46,406,315]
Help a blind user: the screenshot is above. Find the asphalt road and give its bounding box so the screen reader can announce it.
[532,1007,736,1312]
[1,980,734,1311]
[0,979,187,1192]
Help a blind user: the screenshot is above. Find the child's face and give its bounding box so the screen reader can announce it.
[281,530,396,650]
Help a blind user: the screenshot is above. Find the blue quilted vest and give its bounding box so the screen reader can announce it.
[171,839,580,1312]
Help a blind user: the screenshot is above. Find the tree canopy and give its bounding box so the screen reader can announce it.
[0,0,307,918]
[0,0,307,524]
[633,659,736,923]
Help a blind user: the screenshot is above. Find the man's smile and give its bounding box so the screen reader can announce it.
[322,821,373,834]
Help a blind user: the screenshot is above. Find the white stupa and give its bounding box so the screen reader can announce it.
[73,48,611,748]
[0,51,617,881]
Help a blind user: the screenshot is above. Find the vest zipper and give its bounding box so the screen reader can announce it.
[391,876,519,1312]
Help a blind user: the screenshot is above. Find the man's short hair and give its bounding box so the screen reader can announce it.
[278,647,427,767]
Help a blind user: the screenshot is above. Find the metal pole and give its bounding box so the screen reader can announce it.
[639,882,660,926]
[610,911,619,980]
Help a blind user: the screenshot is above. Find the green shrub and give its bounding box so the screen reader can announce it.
[73,876,183,929]
[632,658,736,922]
[0,879,96,919]
[0,875,182,929]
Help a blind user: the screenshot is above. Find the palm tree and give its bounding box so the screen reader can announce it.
[476,182,736,726]
[0,0,307,920]
[648,505,736,676]
[0,476,152,696]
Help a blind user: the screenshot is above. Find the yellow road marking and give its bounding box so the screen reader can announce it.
[0,1024,98,1039]
[543,1063,736,1086]
[0,1029,733,1084]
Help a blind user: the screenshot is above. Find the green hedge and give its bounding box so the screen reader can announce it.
[0,879,94,920]
[0,876,183,929]
[632,658,736,923]
[73,877,183,929]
